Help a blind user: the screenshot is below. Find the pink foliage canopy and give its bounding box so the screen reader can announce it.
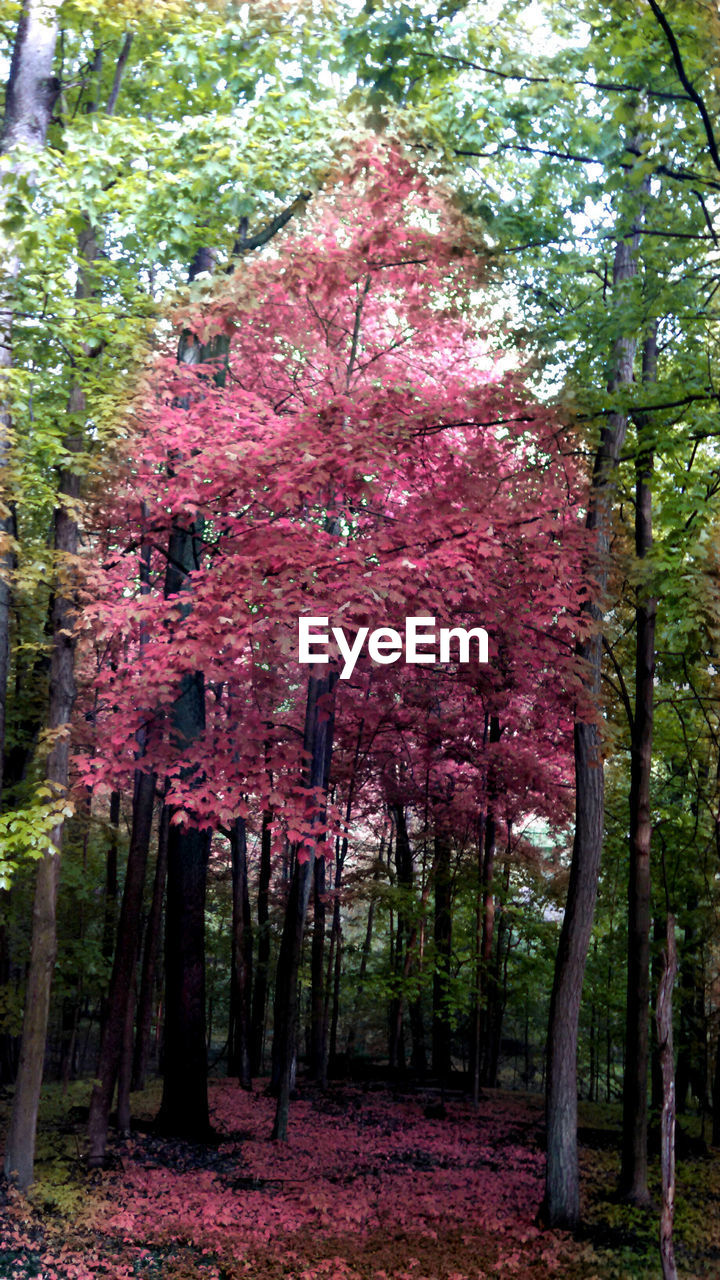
[76,144,589,851]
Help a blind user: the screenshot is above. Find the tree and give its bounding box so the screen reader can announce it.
[338,0,720,1228]
[77,143,585,1147]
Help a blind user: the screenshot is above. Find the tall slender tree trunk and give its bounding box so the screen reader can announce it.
[156,532,211,1140]
[116,963,137,1137]
[102,792,121,962]
[1,12,90,1187]
[87,768,156,1165]
[229,816,252,1089]
[479,717,501,1084]
[309,853,327,1081]
[673,886,706,1116]
[652,914,666,1113]
[4,398,79,1189]
[327,882,343,1079]
[132,804,169,1091]
[544,183,646,1227]
[470,715,490,1104]
[620,323,658,1205]
[657,915,678,1280]
[0,0,61,808]
[487,837,512,1088]
[432,832,452,1080]
[387,805,407,1070]
[346,840,383,1060]
[251,808,272,1076]
[271,666,337,1140]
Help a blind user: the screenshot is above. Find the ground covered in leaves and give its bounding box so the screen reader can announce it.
[0,1080,718,1279]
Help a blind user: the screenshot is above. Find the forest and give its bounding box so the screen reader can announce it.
[0,0,719,1277]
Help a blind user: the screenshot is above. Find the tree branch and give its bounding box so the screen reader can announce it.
[646,0,720,172]
[415,49,693,103]
[691,187,719,245]
[106,32,134,116]
[346,273,371,390]
[228,192,311,264]
[602,636,635,734]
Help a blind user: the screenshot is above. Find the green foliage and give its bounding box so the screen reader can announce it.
[0,790,74,885]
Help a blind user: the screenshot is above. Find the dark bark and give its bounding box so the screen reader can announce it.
[229,817,253,1089]
[102,791,120,962]
[251,809,272,1075]
[620,324,658,1206]
[309,853,327,1082]
[0,906,18,1086]
[712,1017,720,1146]
[116,963,137,1137]
[87,768,156,1165]
[157,819,211,1139]
[471,813,486,1105]
[326,831,349,1077]
[656,915,678,1280]
[155,257,227,1138]
[544,179,646,1229]
[387,803,426,1073]
[432,832,452,1079]
[271,667,337,1140]
[388,806,407,1071]
[132,804,169,1092]
[155,644,210,1140]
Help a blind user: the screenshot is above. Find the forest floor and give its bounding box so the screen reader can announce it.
[0,1079,717,1279]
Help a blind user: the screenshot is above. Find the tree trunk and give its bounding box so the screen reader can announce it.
[309,853,326,1081]
[470,716,490,1104]
[0,0,61,807]
[251,808,272,1076]
[87,768,155,1165]
[132,803,169,1091]
[271,666,337,1140]
[479,717,501,1084]
[155,272,228,1138]
[432,832,452,1080]
[487,848,512,1088]
[116,964,137,1137]
[327,888,343,1079]
[230,816,252,1089]
[158,817,211,1139]
[620,323,657,1206]
[3,406,80,1188]
[102,791,121,961]
[0,4,61,1180]
[657,915,678,1280]
[326,833,351,1081]
[651,914,666,1113]
[346,841,383,1060]
[543,179,646,1229]
[712,1015,720,1146]
[674,897,705,1115]
[388,802,423,1073]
